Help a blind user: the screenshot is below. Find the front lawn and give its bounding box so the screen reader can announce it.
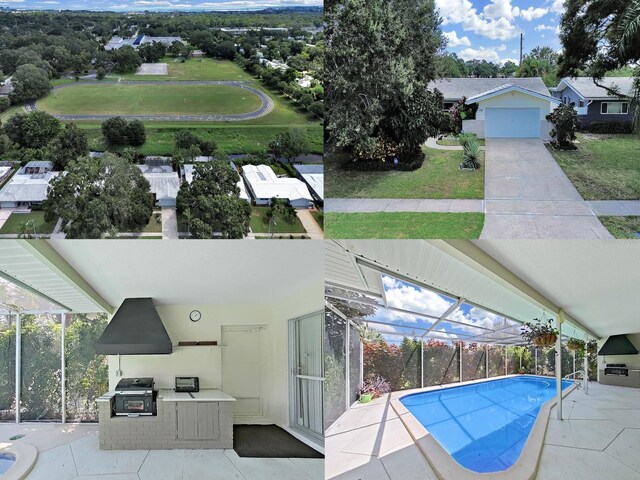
[547,133,640,200]
[250,207,306,234]
[0,211,57,235]
[598,216,640,239]
[436,137,486,147]
[143,212,163,233]
[310,210,323,230]
[324,212,485,239]
[325,147,484,199]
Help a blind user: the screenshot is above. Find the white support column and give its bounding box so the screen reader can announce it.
[520,349,523,370]
[15,313,20,424]
[61,313,66,424]
[535,347,538,374]
[421,338,424,389]
[459,342,463,382]
[504,345,508,375]
[486,345,489,378]
[556,312,563,421]
[583,337,589,395]
[345,320,350,410]
[572,350,576,378]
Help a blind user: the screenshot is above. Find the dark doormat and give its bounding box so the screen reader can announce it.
[233,425,324,458]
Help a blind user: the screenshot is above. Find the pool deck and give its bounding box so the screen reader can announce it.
[326,381,640,480]
[0,423,323,480]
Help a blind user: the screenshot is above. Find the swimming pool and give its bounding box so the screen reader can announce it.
[0,453,15,475]
[400,376,573,473]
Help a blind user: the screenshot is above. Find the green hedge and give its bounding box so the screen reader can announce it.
[586,121,633,134]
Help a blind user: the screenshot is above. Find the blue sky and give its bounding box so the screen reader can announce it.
[436,0,565,64]
[0,0,321,11]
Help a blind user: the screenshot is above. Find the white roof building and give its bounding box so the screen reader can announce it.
[242,164,313,208]
[293,164,323,201]
[105,35,183,51]
[296,74,314,88]
[137,165,180,208]
[0,170,61,208]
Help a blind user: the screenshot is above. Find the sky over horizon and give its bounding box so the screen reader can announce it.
[0,0,322,12]
[436,0,565,64]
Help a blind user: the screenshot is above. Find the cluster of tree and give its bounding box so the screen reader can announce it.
[176,161,252,239]
[326,0,445,165]
[236,56,323,118]
[138,41,167,63]
[0,313,109,422]
[43,153,154,239]
[109,46,142,74]
[268,129,310,162]
[173,130,216,161]
[168,40,194,59]
[1,111,89,169]
[101,117,146,146]
[264,197,297,225]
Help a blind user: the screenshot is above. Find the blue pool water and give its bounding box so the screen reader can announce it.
[400,376,572,473]
[0,453,15,475]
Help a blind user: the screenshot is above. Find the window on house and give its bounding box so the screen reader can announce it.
[579,100,584,108]
[601,102,629,114]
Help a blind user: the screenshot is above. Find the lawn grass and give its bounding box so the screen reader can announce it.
[325,147,484,199]
[250,206,306,233]
[598,216,640,239]
[310,210,323,230]
[143,212,163,233]
[107,57,252,82]
[0,105,23,123]
[0,211,57,235]
[436,138,486,147]
[547,133,640,200]
[324,212,485,239]
[37,83,262,116]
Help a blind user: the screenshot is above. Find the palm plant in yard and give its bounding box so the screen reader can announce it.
[461,139,481,170]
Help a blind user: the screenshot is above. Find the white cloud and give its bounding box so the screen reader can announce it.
[520,7,548,21]
[444,30,471,47]
[497,44,507,51]
[550,0,565,14]
[458,46,501,62]
[500,57,519,65]
[535,24,555,31]
[383,277,456,320]
[436,0,519,41]
[483,0,519,21]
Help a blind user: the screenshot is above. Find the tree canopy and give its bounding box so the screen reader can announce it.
[176,161,251,239]
[43,153,154,238]
[9,64,53,104]
[326,0,445,164]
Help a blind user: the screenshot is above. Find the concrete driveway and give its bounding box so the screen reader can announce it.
[481,138,612,239]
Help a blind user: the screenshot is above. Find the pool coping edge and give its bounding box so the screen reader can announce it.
[0,441,38,480]
[389,374,579,480]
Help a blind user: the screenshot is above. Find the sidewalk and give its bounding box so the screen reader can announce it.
[325,198,484,213]
[296,209,324,239]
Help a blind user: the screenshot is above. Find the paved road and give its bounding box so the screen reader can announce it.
[32,80,274,121]
[480,138,612,239]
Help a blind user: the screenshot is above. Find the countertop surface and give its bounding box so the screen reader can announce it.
[97,389,236,402]
[160,389,236,402]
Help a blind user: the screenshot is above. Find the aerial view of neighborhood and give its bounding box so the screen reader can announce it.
[0,5,323,239]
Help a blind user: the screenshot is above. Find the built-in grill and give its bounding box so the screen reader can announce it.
[604,363,629,376]
[113,377,157,416]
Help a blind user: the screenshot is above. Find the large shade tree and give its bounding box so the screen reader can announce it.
[326,0,445,166]
[43,153,154,238]
[176,161,251,239]
[558,0,640,128]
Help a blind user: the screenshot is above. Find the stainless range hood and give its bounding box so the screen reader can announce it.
[96,298,172,355]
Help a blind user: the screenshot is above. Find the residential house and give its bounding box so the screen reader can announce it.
[293,164,323,204]
[429,77,560,139]
[0,161,60,209]
[137,165,180,208]
[550,77,636,127]
[242,164,314,208]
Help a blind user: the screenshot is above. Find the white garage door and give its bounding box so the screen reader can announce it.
[485,108,540,138]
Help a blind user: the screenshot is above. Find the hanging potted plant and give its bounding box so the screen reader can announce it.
[567,338,586,352]
[521,315,559,347]
[587,339,597,354]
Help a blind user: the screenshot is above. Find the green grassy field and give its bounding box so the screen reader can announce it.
[436,137,486,147]
[37,84,262,116]
[547,133,640,200]
[143,212,163,233]
[107,57,252,81]
[250,207,306,234]
[310,210,323,230]
[599,216,640,239]
[324,212,485,239]
[326,147,484,199]
[0,211,57,235]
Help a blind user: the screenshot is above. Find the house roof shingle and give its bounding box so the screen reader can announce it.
[429,77,550,100]
[560,77,635,99]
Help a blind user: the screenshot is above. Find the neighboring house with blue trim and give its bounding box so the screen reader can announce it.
[549,77,635,127]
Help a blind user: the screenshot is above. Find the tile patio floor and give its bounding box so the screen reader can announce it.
[0,424,323,480]
[326,381,640,480]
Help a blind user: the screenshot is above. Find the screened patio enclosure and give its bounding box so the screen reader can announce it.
[324,240,603,430]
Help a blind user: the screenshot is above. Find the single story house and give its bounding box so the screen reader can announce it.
[242,164,314,208]
[429,77,561,139]
[550,76,635,126]
[293,164,323,203]
[0,161,61,209]
[105,35,183,51]
[137,165,180,208]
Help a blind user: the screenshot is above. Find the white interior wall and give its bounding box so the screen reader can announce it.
[106,281,323,428]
